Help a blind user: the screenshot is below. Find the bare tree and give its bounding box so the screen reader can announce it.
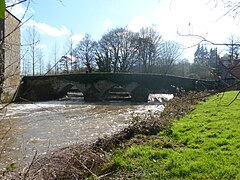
[58,55,74,73]
[23,23,40,76]
[46,59,55,75]
[136,26,162,73]
[37,48,44,75]
[95,42,112,72]
[157,40,183,74]
[53,41,59,74]
[216,35,240,81]
[97,27,139,72]
[72,34,97,73]
[226,35,240,61]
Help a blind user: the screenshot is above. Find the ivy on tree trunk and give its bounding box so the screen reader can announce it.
[0,0,5,19]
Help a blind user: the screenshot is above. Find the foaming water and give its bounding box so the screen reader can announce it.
[0,94,171,169]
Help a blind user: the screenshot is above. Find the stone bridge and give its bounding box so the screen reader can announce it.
[15,73,222,102]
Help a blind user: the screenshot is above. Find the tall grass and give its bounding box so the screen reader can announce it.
[112,91,240,179]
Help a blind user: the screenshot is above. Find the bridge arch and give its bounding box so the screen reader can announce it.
[56,80,150,102]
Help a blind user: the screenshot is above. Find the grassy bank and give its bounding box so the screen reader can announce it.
[112,91,240,179]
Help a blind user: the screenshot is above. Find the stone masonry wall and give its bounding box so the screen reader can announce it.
[1,11,20,103]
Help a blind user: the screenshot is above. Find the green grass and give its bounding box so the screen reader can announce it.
[112,91,240,179]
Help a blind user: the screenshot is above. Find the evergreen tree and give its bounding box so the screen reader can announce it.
[194,44,209,65]
[204,46,209,60]
[194,44,201,64]
[209,48,219,68]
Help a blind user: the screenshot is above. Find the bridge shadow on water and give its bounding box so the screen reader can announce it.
[57,90,173,106]
[14,93,171,107]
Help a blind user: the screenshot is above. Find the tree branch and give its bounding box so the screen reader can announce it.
[6,0,27,8]
[228,90,240,105]
[178,32,240,47]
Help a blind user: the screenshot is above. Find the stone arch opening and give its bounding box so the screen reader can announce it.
[104,85,131,101]
[56,84,73,99]
[66,85,84,98]
[57,84,85,100]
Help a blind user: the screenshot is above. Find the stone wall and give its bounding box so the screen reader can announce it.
[1,11,20,103]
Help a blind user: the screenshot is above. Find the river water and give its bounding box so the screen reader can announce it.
[0,94,173,170]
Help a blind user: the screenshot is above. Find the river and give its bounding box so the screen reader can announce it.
[0,94,173,170]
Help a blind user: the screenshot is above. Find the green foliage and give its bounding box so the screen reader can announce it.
[112,91,240,179]
[209,47,219,68]
[0,0,5,19]
[2,163,16,177]
[188,63,213,79]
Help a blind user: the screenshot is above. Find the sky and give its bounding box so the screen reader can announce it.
[6,0,240,70]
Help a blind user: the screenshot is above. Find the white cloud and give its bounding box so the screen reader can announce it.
[26,19,71,37]
[138,0,240,61]
[128,16,151,32]
[70,34,85,44]
[155,0,240,43]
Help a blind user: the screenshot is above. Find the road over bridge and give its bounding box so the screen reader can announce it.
[15,73,222,102]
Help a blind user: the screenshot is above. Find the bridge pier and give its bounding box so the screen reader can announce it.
[130,85,149,102]
[82,85,102,101]
[125,82,149,102]
[79,81,116,102]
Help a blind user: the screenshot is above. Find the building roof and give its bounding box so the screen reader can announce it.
[220,60,240,79]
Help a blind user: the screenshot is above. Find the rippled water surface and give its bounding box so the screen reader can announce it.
[0,94,173,169]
